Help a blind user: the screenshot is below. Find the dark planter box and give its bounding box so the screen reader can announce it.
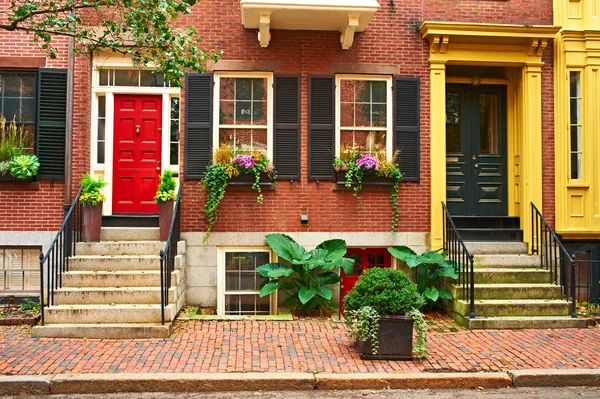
[335,171,393,186]
[228,172,273,186]
[0,174,34,182]
[0,314,40,326]
[356,315,414,360]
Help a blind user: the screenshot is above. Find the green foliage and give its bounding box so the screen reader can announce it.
[343,267,424,315]
[344,306,380,355]
[333,148,403,233]
[79,174,108,206]
[257,234,355,314]
[201,149,277,242]
[9,155,40,179]
[154,169,177,204]
[1,0,222,86]
[388,246,459,311]
[407,308,428,359]
[20,298,41,313]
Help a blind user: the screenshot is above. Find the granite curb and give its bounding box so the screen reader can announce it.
[1,369,600,396]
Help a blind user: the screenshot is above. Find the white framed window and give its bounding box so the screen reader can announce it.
[335,74,393,161]
[0,247,41,294]
[170,97,180,167]
[569,71,582,180]
[217,248,274,316]
[213,72,274,160]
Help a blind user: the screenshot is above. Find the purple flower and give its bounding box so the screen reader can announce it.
[232,154,256,169]
[356,154,379,170]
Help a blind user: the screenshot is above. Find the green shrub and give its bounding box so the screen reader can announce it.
[79,174,108,206]
[9,154,39,179]
[343,267,424,315]
[154,169,177,203]
[20,298,41,313]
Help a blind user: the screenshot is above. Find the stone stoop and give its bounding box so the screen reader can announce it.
[33,228,186,339]
[445,241,585,330]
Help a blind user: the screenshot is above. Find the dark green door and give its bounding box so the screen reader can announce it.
[446,84,507,216]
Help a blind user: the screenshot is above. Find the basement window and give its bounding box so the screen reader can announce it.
[0,247,41,295]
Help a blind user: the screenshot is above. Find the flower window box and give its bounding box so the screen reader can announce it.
[228,172,274,186]
[0,175,35,182]
[335,171,393,186]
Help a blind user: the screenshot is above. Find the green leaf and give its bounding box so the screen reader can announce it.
[256,263,294,278]
[315,285,333,300]
[387,246,417,262]
[298,286,317,304]
[339,257,355,275]
[265,234,296,262]
[316,239,347,261]
[423,286,439,302]
[318,272,341,285]
[438,288,453,300]
[437,267,459,279]
[259,281,279,297]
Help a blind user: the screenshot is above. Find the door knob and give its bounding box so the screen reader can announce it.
[474,163,479,169]
[157,161,161,165]
[158,128,162,132]
[156,167,160,171]
[136,125,140,136]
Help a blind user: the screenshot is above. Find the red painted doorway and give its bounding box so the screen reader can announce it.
[113,94,162,214]
[341,248,392,313]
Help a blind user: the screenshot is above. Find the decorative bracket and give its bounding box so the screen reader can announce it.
[430,35,450,54]
[528,39,548,57]
[340,14,360,50]
[258,12,271,48]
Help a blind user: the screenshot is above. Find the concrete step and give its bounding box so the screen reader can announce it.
[69,255,161,271]
[450,283,563,300]
[76,241,164,256]
[474,254,541,268]
[468,316,585,330]
[458,228,523,242]
[453,299,571,317]
[465,241,528,255]
[33,323,171,339]
[62,270,181,288]
[472,268,552,284]
[100,227,160,242]
[53,287,176,305]
[43,304,176,324]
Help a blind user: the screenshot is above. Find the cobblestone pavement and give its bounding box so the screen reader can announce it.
[0,315,599,375]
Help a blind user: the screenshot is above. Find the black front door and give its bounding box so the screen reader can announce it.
[446,84,507,216]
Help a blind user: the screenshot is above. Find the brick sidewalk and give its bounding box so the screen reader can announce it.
[0,316,599,376]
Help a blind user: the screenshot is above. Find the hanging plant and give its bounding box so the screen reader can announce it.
[334,146,403,232]
[201,144,277,241]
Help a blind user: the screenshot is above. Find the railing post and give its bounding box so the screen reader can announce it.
[571,257,576,318]
[39,252,44,325]
[160,250,165,325]
[469,254,475,319]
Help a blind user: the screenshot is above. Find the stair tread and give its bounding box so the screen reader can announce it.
[56,286,169,291]
[72,255,161,259]
[47,304,167,308]
[472,268,549,272]
[471,316,576,320]
[465,299,569,304]
[36,323,168,327]
[65,270,162,274]
[467,283,560,287]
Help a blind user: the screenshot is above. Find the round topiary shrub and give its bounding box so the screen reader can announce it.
[344,267,425,315]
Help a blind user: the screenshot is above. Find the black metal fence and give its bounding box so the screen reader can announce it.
[531,202,577,317]
[38,185,83,325]
[442,202,475,318]
[159,184,182,325]
[562,258,600,306]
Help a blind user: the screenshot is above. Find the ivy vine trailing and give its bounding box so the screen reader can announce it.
[334,146,403,232]
[344,306,380,355]
[407,308,428,359]
[201,145,276,241]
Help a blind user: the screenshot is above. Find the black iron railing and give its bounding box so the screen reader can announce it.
[442,202,475,318]
[531,202,577,317]
[159,184,182,325]
[39,185,83,325]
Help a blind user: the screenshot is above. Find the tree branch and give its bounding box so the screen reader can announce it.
[5,2,106,30]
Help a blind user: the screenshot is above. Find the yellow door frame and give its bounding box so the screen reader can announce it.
[420,22,560,250]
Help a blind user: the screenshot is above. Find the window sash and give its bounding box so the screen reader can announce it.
[0,71,37,151]
[569,71,582,181]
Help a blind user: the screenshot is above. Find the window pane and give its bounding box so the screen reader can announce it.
[479,93,499,155]
[340,130,386,157]
[170,121,179,141]
[571,125,581,152]
[569,71,582,180]
[371,103,386,127]
[340,102,355,127]
[4,98,20,120]
[220,78,235,100]
[98,119,105,141]
[3,75,21,97]
[114,69,139,86]
[570,98,581,125]
[340,79,387,128]
[170,143,179,166]
[371,81,386,103]
[21,98,35,122]
[446,92,461,153]
[21,75,35,97]
[97,144,105,164]
[571,153,581,180]
[225,294,240,314]
[235,101,252,123]
[140,71,165,87]
[219,128,267,156]
[570,72,581,97]
[170,98,180,119]
[236,79,252,100]
[220,100,235,125]
[98,96,106,118]
[99,69,109,86]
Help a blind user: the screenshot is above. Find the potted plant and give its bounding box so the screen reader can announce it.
[79,174,108,242]
[201,144,277,241]
[154,169,177,241]
[343,268,427,360]
[333,146,403,232]
[0,116,39,181]
[256,233,355,316]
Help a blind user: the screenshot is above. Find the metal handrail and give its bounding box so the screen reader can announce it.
[159,184,182,325]
[39,185,83,325]
[442,202,476,318]
[530,202,576,317]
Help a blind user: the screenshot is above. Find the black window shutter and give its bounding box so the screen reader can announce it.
[274,75,300,180]
[394,78,420,182]
[184,72,213,179]
[308,76,334,181]
[36,68,67,180]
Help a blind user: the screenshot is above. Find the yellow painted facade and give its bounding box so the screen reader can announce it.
[420,22,559,249]
[555,0,600,238]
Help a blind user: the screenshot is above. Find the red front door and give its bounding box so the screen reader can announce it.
[113,94,162,214]
[341,248,392,313]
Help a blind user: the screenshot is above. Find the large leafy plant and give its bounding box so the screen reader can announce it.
[388,246,459,311]
[257,234,355,314]
[9,155,39,179]
[79,174,108,206]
